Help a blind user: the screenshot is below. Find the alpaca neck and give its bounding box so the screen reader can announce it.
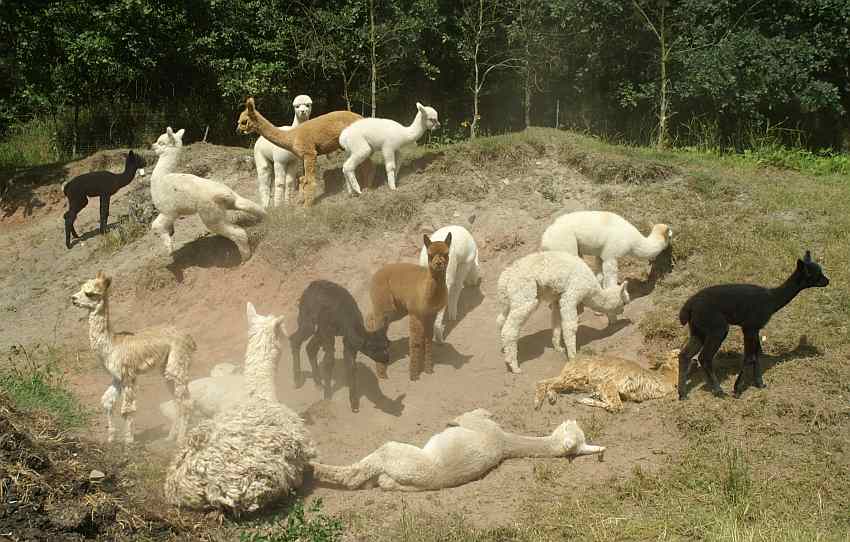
[88,301,114,362]
[152,149,179,182]
[243,328,279,402]
[252,109,297,154]
[631,232,668,259]
[766,274,804,315]
[290,114,304,129]
[425,268,447,300]
[500,431,562,459]
[403,111,428,143]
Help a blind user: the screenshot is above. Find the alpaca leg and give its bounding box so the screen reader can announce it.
[752,333,766,388]
[677,335,703,400]
[423,316,436,375]
[697,327,728,398]
[551,301,564,353]
[272,159,287,207]
[383,148,399,190]
[305,334,324,390]
[302,153,319,207]
[151,213,176,254]
[464,260,482,286]
[534,375,573,409]
[98,195,111,234]
[203,217,251,260]
[100,383,120,443]
[342,145,370,196]
[64,196,87,248]
[289,325,310,389]
[500,299,539,373]
[408,315,425,381]
[256,152,273,208]
[558,298,580,359]
[120,384,137,444]
[446,282,462,321]
[319,335,336,399]
[355,157,374,190]
[343,341,360,412]
[736,329,764,396]
[164,377,191,443]
[283,161,299,204]
[601,258,620,324]
[587,381,623,412]
[433,308,446,343]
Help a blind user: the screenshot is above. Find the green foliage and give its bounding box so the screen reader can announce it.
[239,499,344,542]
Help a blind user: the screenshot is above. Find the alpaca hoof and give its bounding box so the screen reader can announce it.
[547,390,558,405]
[410,373,420,381]
[754,380,767,389]
[424,367,434,375]
[507,364,522,374]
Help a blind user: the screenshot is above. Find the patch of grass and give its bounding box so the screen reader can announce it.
[0,116,61,169]
[238,498,344,542]
[379,510,542,542]
[95,214,148,254]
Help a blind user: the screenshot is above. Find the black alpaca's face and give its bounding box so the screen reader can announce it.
[362,330,390,364]
[796,251,829,288]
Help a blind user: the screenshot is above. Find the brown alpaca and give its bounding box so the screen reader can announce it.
[366,234,451,381]
[236,97,372,207]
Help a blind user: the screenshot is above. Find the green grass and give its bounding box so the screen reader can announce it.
[0,116,62,169]
[238,499,344,542]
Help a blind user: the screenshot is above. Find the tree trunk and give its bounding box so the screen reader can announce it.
[656,2,669,148]
[73,102,79,158]
[523,66,532,128]
[370,0,377,118]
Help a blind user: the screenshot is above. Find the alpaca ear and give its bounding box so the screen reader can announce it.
[443,232,452,247]
[620,281,630,302]
[166,126,174,137]
[246,302,258,321]
[423,234,431,248]
[803,250,812,262]
[246,97,255,111]
[176,128,185,139]
[416,102,424,111]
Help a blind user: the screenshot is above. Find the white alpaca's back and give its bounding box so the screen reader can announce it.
[541,211,644,259]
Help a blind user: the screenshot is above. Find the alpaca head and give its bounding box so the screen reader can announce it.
[552,420,605,459]
[423,232,452,274]
[236,97,261,134]
[651,223,673,246]
[589,280,630,318]
[127,150,147,177]
[794,250,829,288]
[152,127,185,156]
[415,102,440,131]
[71,271,111,313]
[362,327,390,364]
[292,95,313,123]
[246,302,287,350]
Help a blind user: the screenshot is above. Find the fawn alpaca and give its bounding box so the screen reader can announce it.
[678,250,829,399]
[367,234,451,381]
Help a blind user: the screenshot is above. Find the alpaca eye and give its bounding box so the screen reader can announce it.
[85,291,96,298]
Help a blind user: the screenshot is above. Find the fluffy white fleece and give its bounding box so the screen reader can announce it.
[254,94,312,208]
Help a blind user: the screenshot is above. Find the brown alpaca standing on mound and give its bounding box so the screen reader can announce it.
[236,97,372,207]
[367,234,451,381]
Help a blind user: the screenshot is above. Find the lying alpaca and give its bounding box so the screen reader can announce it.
[289,280,390,412]
[311,408,604,491]
[164,303,317,515]
[535,350,680,412]
[63,150,147,249]
[678,250,829,399]
[237,97,369,207]
[339,102,440,194]
[417,225,481,342]
[496,251,630,374]
[71,271,194,444]
[159,363,244,424]
[150,127,266,260]
[254,94,313,208]
[367,234,451,381]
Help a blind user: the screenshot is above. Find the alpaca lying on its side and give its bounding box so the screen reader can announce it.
[150,127,266,260]
[311,408,604,491]
[535,350,680,412]
[496,251,630,374]
[678,250,828,399]
[367,234,451,381]
[417,225,480,342]
[339,102,440,194]
[63,150,147,249]
[289,280,390,412]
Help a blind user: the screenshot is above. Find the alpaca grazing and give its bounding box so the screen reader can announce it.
[496,251,630,374]
[417,225,481,342]
[339,102,440,194]
[70,271,194,444]
[63,150,147,249]
[311,408,604,491]
[289,280,390,412]
[678,250,829,399]
[366,234,451,381]
[150,127,266,260]
[237,97,370,207]
[164,303,317,515]
[254,94,313,208]
[535,350,681,412]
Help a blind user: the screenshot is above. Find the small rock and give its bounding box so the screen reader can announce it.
[89,469,106,481]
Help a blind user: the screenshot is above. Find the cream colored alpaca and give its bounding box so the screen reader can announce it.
[159,363,243,424]
[71,271,194,444]
[535,350,680,412]
[496,251,630,374]
[311,408,604,491]
[254,94,313,208]
[150,127,266,260]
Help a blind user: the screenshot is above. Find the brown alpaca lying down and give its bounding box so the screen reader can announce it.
[366,234,451,381]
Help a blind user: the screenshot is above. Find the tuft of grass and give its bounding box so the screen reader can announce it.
[95,215,148,254]
[380,509,542,542]
[0,116,62,169]
[238,498,344,542]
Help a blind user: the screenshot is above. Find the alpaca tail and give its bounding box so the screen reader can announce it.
[678,298,693,326]
[310,461,377,489]
[213,192,267,220]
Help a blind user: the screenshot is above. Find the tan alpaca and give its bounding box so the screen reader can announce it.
[366,234,451,381]
[71,272,194,444]
[236,97,372,207]
[534,350,680,412]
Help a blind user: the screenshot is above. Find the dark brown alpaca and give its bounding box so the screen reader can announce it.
[366,233,451,381]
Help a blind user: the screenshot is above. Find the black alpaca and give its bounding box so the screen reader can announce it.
[677,250,829,399]
[63,151,147,249]
[289,280,390,412]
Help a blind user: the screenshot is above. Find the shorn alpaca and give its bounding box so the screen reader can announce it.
[311,408,604,491]
[71,271,194,444]
[237,97,370,207]
[496,251,630,374]
[63,150,147,249]
[417,225,481,342]
[535,350,680,412]
[150,127,266,260]
[289,280,390,412]
[254,94,313,208]
[367,233,451,381]
[164,303,317,515]
[339,102,440,194]
[678,250,829,399]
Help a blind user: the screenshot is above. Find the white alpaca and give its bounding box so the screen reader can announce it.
[164,303,317,515]
[159,363,244,424]
[254,94,313,208]
[71,271,194,444]
[540,210,672,293]
[311,408,604,491]
[418,225,481,342]
[496,251,630,374]
[150,127,267,260]
[339,102,440,195]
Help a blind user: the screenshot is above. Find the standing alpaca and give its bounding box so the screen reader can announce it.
[339,102,440,195]
[254,94,313,208]
[417,225,481,342]
[150,127,266,260]
[496,251,630,374]
[678,250,829,399]
[311,408,604,491]
[70,271,194,444]
[289,280,390,412]
[366,234,451,381]
[63,151,147,249]
[534,350,680,412]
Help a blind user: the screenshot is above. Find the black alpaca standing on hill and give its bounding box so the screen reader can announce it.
[63,151,147,249]
[677,250,829,399]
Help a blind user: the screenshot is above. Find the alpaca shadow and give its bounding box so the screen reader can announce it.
[438,286,485,341]
[370,151,445,188]
[628,245,675,300]
[387,337,474,372]
[165,235,243,282]
[516,319,632,364]
[317,359,406,416]
[73,219,122,245]
[0,161,66,218]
